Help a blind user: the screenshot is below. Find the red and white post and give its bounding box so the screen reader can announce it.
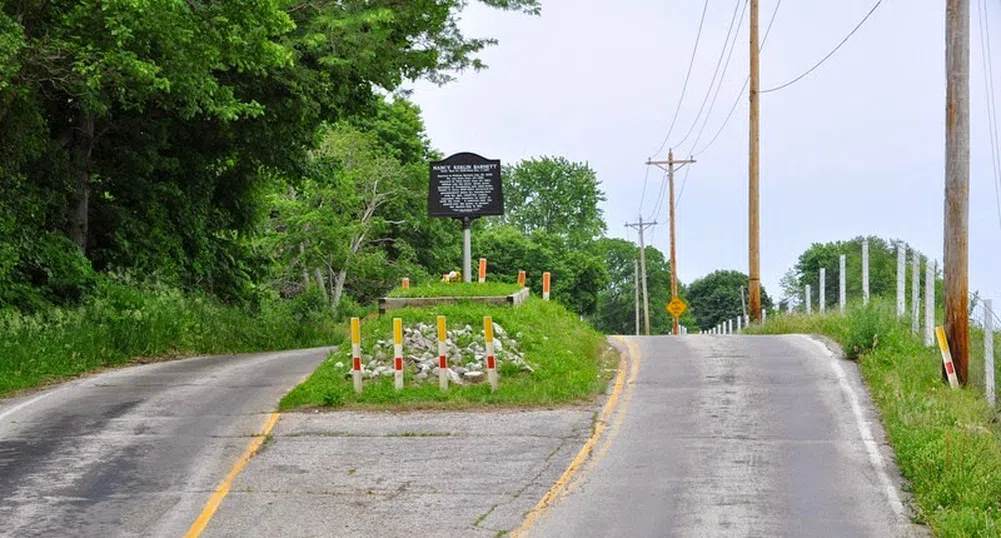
[351,317,363,394]
[517,270,526,287]
[393,317,404,391]
[401,277,410,289]
[478,258,487,283]
[437,315,449,391]
[484,316,499,392]
[936,326,961,389]
[542,272,551,301]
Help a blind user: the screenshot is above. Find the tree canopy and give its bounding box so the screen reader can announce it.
[687,270,773,331]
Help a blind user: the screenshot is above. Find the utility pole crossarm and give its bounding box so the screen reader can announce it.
[626,218,658,336]
[644,151,696,336]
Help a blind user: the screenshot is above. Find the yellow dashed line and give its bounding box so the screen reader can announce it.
[184,412,281,538]
[509,336,641,538]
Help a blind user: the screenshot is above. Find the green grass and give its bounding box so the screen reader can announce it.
[279,297,615,410]
[387,281,522,298]
[0,280,343,396]
[747,300,1001,537]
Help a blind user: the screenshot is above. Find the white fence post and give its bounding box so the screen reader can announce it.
[896,245,906,318]
[820,268,826,313]
[924,260,935,346]
[787,298,793,314]
[911,254,920,333]
[862,239,870,305]
[737,315,742,332]
[762,308,767,323]
[839,254,847,314]
[986,300,995,408]
[806,285,812,315]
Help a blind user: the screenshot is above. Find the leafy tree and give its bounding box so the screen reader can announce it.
[687,270,773,331]
[590,238,697,335]
[473,226,610,318]
[496,157,607,246]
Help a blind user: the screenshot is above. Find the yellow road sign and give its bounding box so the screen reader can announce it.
[666,297,687,318]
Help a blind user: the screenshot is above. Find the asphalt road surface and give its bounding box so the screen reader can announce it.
[521,335,925,538]
[0,348,328,538]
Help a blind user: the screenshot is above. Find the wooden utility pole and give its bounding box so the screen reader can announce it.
[945,0,970,384]
[748,0,762,322]
[626,217,657,335]
[634,259,641,336]
[646,151,695,335]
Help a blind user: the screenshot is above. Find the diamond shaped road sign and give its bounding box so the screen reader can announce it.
[666,297,687,318]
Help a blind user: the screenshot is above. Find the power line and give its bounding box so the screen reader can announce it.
[652,0,710,157]
[684,0,749,156]
[648,170,669,221]
[675,166,693,209]
[979,0,1001,229]
[692,0,782,157]
[637,164,652,217]
[760,0,882,94]
[674,0,746,149]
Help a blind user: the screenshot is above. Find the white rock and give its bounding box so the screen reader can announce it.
[334,362,344,369]
[462,371,485,383]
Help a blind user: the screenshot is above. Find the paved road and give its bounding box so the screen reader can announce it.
[522,335,925,538]
[0,347,329,538]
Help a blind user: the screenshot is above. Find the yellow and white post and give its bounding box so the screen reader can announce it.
[393,318,404,391]
[478,258,487,283]
[402,277,410,289]
[484,316,498,392]
[517,270,526,287]
[935,326,961,389]
[542,272,551,301]
[437,315,449,391]
[351,317,363,394]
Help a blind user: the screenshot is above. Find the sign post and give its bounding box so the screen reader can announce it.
[429,153,504,282]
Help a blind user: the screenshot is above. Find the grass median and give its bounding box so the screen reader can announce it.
[279,296,616,410]
[746,301,1001,537]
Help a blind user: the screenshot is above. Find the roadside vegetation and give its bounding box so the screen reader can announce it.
[747,300,1001,537]
[387,282,523,299]
[0,279,342,396]
[280,297,614,410]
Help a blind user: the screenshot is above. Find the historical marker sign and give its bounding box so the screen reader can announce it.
[429,152,503,219]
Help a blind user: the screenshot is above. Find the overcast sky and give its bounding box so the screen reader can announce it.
[410,0,1001,311]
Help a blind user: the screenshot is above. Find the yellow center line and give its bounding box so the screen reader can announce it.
[183,412,281,538]
[508,336,641,538]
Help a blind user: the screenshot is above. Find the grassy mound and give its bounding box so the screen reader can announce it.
[747,301,1001,537]
[280,297,614,410]
[387,281,522,298]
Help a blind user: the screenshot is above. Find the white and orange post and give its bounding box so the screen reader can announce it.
[935,326,960,389]
[402,277,410,289]
[542,272,551,301]
[437,315,449,391]
[517,270,526,287]
[393,318,404,391]
[484,316,499,392]
[478,258,487,283]
[351,317,363,394]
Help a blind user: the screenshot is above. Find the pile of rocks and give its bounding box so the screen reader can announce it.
[334,321,534,385]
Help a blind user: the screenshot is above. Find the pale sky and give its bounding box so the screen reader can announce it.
[410,0,1001,310]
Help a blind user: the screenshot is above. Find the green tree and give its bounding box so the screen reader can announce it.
[496,157,607,246]
[687,270,773,331]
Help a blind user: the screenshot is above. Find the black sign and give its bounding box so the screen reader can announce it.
[428,152,503,219]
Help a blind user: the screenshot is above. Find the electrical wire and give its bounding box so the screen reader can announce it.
[675,166,693,209]
[981,0,1001,229]
[652,0,710,157]
[673,0,746,149]
[637,165,652,217]
[684,0,749,156]
[648,171,670,221]
[760,0,882,94]
[692,0,782,157]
